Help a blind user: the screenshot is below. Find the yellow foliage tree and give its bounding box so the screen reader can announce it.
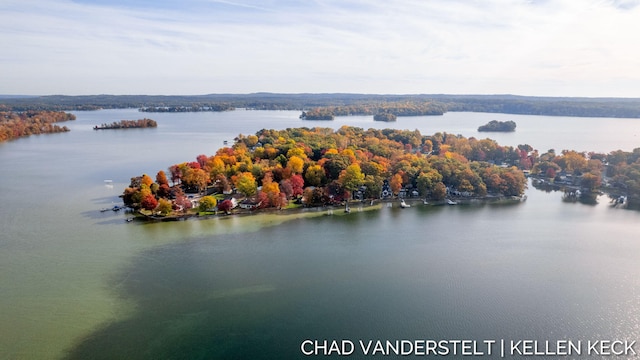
[287,155,304,175]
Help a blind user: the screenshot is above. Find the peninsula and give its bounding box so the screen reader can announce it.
[122,126,528,219]
[120,123,640,218]
[0,110,74,142]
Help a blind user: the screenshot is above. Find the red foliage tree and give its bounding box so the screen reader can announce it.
[141,194,158,211]
[196,154,208,169]
[279,179,293,199]
[218,199,233,214]
[290,174,304,197]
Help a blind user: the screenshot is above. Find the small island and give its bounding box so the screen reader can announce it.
[299,109,334,120]
[93,118,157,130]
[478,120,516,132]
[373,112,397,122]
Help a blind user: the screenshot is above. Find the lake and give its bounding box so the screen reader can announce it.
[1,109,640,359]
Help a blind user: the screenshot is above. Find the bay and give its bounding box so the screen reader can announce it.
[1,109,640,359]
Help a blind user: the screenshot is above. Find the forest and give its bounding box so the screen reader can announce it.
[0,110,75,142]
[122,126,530,217]
[3,93,640,118]
[122,122,640,216]
[529,147,640,207]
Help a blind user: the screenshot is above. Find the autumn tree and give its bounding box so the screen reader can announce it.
[141,194,158,211]
[156,198,173,215]
[260,172,282,207]
[432,182,447,201]
[235,172,257,197]
[390,173,403,196]
[199,196,218,212]
[338,163,365,195]
[141,174,154,187]
[286,155,305,174]
[289,174,305,197]
[156,170,169,186]
[217,199,234,214]
[581,172,601,192]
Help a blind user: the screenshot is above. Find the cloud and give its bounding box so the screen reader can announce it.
[1,0,640,96]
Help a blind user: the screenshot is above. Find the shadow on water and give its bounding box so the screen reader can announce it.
[62,233,306,360]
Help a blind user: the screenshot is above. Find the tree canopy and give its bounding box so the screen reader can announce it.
[123,126,531,215]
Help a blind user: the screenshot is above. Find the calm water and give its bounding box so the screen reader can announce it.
[1,109,640,359]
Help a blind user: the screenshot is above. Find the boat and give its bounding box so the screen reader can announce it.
[446,199,458,205]
[400,199,410,208]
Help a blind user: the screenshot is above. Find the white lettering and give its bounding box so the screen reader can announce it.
[400,340,413,355]
[484,340,495,355]
[511,340,522,355]
[359,340,372,355]
[301,340,314,356]
[372,340,385,355]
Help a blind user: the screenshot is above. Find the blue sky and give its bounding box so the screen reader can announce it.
[1,0,640,96]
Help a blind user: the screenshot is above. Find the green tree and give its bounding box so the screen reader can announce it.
[156,198,172,215]
[416,169,442,196]
[199,196,218,212]
[305,164,326,187]
[338,163,365,194]
[235,172,257,196]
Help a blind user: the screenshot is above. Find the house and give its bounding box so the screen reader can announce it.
[239,199,261,210]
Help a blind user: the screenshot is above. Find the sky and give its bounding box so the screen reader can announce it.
[1,0,640,97]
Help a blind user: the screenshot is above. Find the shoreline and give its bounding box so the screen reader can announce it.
[130,195,527,223]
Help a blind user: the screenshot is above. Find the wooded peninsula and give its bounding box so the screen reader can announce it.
[0,110,75,142]
[121,125,640,218]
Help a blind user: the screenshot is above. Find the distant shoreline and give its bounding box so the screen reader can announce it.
[4,93,640,118]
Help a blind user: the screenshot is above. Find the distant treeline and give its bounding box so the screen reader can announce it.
[0,110,74,142]
[94,119,157,130]
[3,93,640,118]
[139,104,233,112]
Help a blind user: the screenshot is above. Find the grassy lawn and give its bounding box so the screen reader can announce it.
[283,201,302,210]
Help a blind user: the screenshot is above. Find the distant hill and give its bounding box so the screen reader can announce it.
[0,95,39,99]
